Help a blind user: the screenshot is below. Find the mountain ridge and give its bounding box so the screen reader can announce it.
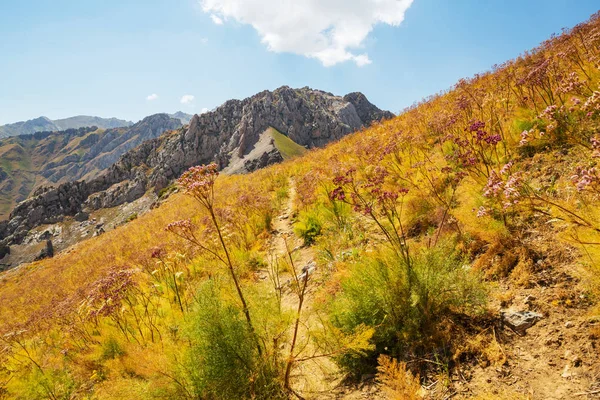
[0,86,391,266]
[0,115,134,138]
[0,114,184,219]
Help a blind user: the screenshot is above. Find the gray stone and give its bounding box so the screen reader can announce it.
[501,310,543,334]
[74,211,89,222]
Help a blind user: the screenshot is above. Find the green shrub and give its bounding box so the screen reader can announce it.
[184,281,286,399]
[294,210,322,245]
[327,241,487,378]
[125,213,138,223]
[101,336,125,360]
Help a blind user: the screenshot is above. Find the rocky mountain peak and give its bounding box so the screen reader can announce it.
[0,87,391,267]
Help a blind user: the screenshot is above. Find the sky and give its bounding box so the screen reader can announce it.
[0,0,598,125]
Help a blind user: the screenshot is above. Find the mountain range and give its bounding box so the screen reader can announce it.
[0,116,133,138]
[0,115,185,218]
[0,87,391,266]
[0,112,194,139]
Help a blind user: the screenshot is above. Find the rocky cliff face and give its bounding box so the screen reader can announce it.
[0,86,392,259]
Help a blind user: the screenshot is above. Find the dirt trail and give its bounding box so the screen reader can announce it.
[460,260,600,400]
[266,179,385,399]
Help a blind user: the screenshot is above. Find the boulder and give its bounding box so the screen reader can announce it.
[74,211,89,222]
[35,240,54,261]
[501,310,543,334]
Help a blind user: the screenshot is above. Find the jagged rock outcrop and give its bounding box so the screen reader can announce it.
[0,86,392,251]
[244,148,285,172]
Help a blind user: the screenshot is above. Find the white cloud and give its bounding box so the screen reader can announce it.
[146,93,159,101]
[200,107,209,114]
[180,95,195,105]
[200,37,209,44]
[200,0,413,67]
[210,14,224,25]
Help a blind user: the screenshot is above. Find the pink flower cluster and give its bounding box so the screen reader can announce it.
[330,166,408,216]
[558,72,584,94]
[483,169,522,210]
[85,268,139,320]
[591,136,600,158]
[466,120,501,146]
[571,166,599,192]
[177,163,219,201]
[166,219,194,233]
[583,90,600,118]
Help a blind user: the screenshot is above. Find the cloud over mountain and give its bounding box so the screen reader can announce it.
[201,0,413,66]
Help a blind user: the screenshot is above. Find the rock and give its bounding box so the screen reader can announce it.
[39,230,52,241]
[74,211,89,222]
[243,148,284,172]
[565,321,575,328]
[35,240,54,261]
[0,243,10,259]
[501,310,543,334]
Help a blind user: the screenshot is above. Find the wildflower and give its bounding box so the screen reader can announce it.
[571,167,598,192]
[177,163,219,207]
[166,219,194,234]
[483,172,503,198]
[329,187,345,201]
[500,161,514,175]
[476,206,488,218]
[519,130,531,146]
[150,246,166,259]
[502,174,522,208]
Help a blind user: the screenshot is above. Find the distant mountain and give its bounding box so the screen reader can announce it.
[169,111,194,124]
[53,116,133,131]
[0,86,393,260]
[0,115,133,138]
[0,114,182,218]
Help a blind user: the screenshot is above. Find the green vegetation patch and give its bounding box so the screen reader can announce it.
[269,128,307,160]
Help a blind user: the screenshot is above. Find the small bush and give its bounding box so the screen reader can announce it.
[184,281,286,400]
[327,241,487,377]
[102,336,125,360]
[294,210,323,245]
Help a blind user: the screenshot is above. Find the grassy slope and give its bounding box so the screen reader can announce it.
[269,127,307,160]
[0,128,107,219]
[1,12,600,399]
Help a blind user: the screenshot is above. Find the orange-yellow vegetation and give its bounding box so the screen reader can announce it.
[1,11,600,399]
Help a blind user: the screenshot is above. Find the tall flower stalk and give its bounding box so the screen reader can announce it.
[167,163,260,353]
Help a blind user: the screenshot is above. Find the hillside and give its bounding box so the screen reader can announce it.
[0,114,183,220]
[0,115,133,138]
[0,87,391,267]
[0,12,600,400]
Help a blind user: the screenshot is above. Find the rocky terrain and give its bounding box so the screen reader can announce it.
[0,115,133,138]
[0,86,391,268]
[0,114,184,219]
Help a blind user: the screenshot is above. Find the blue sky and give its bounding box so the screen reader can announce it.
[0,0,598,125]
